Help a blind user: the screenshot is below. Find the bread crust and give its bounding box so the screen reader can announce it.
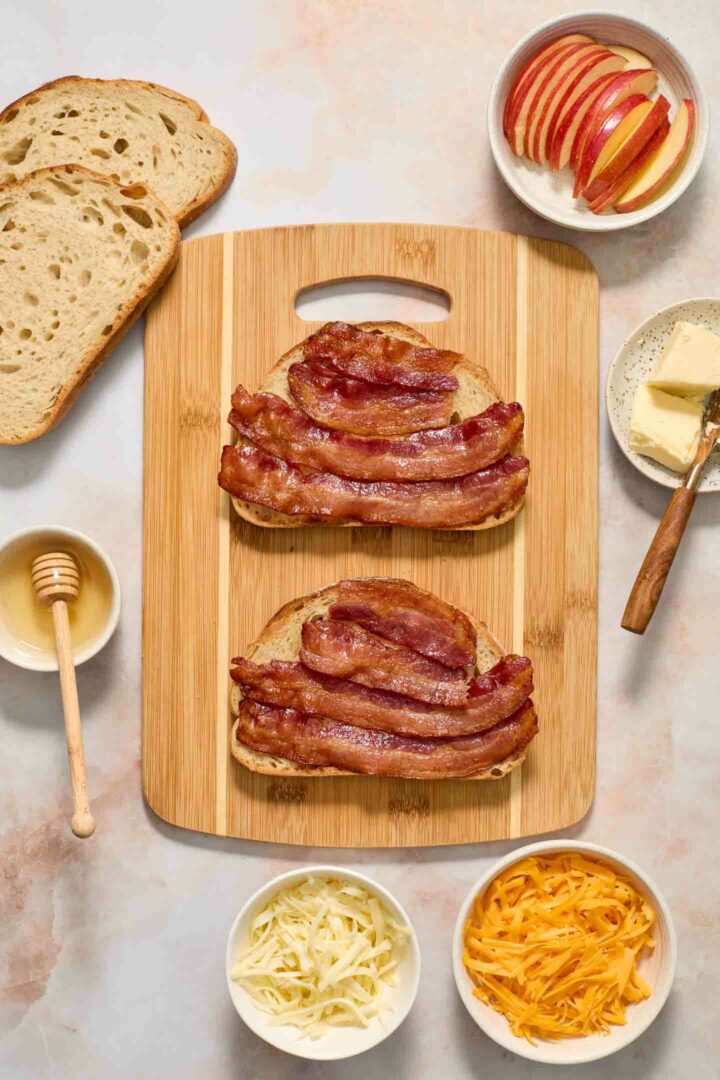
[0,77,237,228]
[230,577,530,781]
[228,322,526,531]
[0,164,180,444]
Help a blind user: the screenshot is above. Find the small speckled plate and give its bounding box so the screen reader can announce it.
[606,297,720,492]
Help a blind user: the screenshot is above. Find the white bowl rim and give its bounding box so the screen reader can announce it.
[606,295,720,491]
[452,839,678,1065]
[225,863,422,1061]
[488,9,709,232]
[0,524,121,671]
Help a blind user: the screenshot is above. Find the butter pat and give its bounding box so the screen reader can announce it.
[629,384,703,473]
[648,320,720,400]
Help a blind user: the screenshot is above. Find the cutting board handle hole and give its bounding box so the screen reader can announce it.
[294,277,451,324]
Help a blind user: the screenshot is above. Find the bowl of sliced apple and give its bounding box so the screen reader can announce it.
[488,11,707,230]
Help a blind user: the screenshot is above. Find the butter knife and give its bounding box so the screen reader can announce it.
[622,388,720,634]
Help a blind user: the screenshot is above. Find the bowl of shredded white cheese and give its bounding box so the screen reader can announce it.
[225,866,421,1060]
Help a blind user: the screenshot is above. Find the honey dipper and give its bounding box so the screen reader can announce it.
[31,552,95,838]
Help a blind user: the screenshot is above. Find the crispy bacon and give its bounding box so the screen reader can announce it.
[300,619,469,706]
[303,322,461,392]
[329,578,477,669]
[288,360,454,435]
[234,699,538,779]
[231,655,533,738]
[219,440,529,528]
[229,387,523,483]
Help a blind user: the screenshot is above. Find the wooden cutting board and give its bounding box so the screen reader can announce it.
[143,223,598,847]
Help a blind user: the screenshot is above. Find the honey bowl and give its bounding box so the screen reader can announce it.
[0,525,121,672]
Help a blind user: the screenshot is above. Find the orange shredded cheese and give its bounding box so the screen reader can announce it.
[463,853,655,1044]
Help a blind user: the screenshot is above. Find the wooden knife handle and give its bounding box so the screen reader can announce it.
[622,487,697,634]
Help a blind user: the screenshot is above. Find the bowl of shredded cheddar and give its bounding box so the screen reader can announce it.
[226,866,421,1060]
[453,841,677,1064]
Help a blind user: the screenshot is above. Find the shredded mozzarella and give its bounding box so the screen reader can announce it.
[463,853,656,1044]
[231,876,410,1038]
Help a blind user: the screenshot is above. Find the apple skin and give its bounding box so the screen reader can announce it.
[569,68,658,172]
[517,43,602,157]
[540,53,625,165]
[581,95,670,203]
[504,40,591,149]
[503,34,593,138]
[587,120,670,213]
[614,99,696,212]
[548,71,620,171]
[573,94,649,197]
[527,46,610,163]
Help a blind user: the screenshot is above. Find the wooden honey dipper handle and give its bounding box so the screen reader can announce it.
[31,552,95,839]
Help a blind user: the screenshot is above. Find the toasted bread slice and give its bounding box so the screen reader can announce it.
[230,322,525,531]
[230,577,530,780]
[0,77,237,227]
[0,165,179,444]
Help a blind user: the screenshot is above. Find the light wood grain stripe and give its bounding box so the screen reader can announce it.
[510,235,528,839]
[215,233,235,833]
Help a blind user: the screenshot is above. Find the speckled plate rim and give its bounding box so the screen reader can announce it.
[606,297,720,492]
[487,9,709,232]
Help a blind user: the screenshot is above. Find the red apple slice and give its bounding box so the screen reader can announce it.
[527,46,610,162]
[573,95,650,197]
[548,71,621,170]
[505,41,585,151]
[614,99,696,213]
[587,120,670,213]
[607,44,653,70]
[507,42,600,157]
[526,46,611,162]
[581,95,670,202]
[570,68,659,172]
[521,44,603,158]
[539,51,626,165]
[503,34,594,138]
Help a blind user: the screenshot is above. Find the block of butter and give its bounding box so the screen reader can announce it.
[629,384,704,473]
[648,320,720,400]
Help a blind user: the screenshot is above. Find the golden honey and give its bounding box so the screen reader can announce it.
[0,537,113,661]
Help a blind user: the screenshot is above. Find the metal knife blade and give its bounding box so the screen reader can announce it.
[685,388,720,491]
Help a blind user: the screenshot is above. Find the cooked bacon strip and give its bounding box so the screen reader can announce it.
[231,656,533,738]
[219,440,529,529]
[329,578,477,669]
[300,619,469,706]
[303,321,461,392]
[288,360,454,435]
[235,699,538,779]
[229,387,523,483]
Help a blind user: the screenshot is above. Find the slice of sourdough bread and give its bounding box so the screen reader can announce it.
[0,165,179,444]
[230,578,530,781]
[230,321,525,531]
[0,77,237,227]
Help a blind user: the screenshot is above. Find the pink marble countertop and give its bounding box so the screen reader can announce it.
[1,1,718,1077]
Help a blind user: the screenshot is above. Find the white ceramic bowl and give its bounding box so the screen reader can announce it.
[488,11,708,231]
[0,525,121,671]
[453,840,677,1065]
[607,297,720,490]
[226,865,421,1061]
